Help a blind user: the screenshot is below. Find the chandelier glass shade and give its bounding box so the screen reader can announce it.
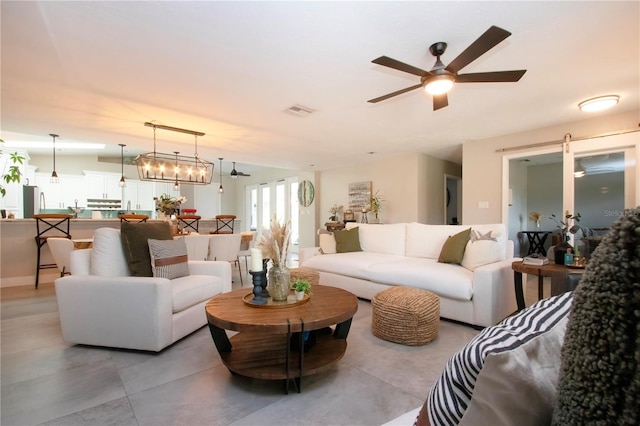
[135,122,214,185]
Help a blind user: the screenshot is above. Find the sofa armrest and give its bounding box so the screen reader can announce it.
[471,257,518,327]
[54,275,174,351]
[69,248,92,275]
[188,260,232,293]
[299,247,322,266]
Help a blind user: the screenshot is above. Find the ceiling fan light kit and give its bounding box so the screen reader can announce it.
[135,122,214,186]
[369,26,527,110]
[578,95,619,112]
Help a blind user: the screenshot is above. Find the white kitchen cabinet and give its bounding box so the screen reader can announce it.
[84,171,123,200]
[123,180,155,211]
[34,173,85,209]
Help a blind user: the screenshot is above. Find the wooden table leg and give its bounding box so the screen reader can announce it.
[514,271,526,311]
[208,322,231,353]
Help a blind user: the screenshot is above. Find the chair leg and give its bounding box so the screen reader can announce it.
[35,243,42,289]
[236,259,243,286]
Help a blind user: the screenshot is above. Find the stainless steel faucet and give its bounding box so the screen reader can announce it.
[127,200,131,213]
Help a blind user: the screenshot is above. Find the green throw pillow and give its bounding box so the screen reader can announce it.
[334,227,362,253]
[121,222,173,276]
[438,227,472,264]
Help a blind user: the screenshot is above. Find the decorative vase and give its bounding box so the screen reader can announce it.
[554,241,572,265]
[536,220,540,228]
[268,265,290,301]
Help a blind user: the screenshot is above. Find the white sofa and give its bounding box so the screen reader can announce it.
[55,228,232,352]
[299,222,517,328]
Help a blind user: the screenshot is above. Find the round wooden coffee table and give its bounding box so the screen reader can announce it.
[206,285,358,393]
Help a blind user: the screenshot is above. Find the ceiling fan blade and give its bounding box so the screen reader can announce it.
[445,26,511,74]
[456,70,526,83]
[368,84,423,103]
[237,172,251,177]
[433,93,448,111]
[372,56,430,77]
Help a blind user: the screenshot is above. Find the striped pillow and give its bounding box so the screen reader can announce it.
[148,238,190,279]
[424,291,573,426]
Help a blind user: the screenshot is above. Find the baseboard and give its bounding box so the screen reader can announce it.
[1,271,58,288]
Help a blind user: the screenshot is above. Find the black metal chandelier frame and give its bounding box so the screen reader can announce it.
[135,122,214,186]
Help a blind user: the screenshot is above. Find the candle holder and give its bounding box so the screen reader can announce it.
[249,270,267,304]
[261,258,270,298]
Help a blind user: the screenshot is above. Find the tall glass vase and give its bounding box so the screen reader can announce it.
[268,265,290,301]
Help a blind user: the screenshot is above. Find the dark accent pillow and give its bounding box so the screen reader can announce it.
[437,227,471,264]
[334,227,362,253]
[148,238,189,279]
[121,222,173,276]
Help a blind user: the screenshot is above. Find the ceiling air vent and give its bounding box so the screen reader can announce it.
[283,104,315,118]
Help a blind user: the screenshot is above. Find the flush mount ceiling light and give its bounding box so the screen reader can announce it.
[578,95,619,112]
[49,134,59,183]
[118,144,126,187]
[135,122,214,185]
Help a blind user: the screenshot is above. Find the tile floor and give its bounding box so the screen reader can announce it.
[1,269,546,426]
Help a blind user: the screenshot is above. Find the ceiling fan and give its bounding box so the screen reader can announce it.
[368,25,526,110]
[230,162,250,178]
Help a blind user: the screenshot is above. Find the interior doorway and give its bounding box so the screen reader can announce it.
[445,175,462,225]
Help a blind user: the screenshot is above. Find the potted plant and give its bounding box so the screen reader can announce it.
[369,190,383,223]
[291,278,311,301]
[550,212,581,264]
[0,139,24,199]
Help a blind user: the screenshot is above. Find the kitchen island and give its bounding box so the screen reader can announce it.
[0,218,241,287]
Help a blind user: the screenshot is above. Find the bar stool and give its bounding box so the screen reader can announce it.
[212,215,236,234]
[177,214,201,233]
[119,214,149,223]
[34,214,73,288]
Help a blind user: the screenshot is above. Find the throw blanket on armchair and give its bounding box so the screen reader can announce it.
[552,207,640,424]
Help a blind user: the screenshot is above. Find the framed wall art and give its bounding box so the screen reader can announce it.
[348,181,372,210]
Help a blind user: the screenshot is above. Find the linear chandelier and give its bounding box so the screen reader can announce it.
[135,122,214,186]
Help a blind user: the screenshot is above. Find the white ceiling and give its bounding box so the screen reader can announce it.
[2,1,639,173]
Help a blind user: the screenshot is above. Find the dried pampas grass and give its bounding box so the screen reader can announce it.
[256,215,292,267]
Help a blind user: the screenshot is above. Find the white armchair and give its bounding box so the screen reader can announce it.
[55,228,232,352]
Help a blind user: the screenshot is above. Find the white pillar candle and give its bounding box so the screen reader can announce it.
[250,248,263,272]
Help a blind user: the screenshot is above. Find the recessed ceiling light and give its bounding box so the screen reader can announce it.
[578,95,619,112]
[283,104,315,118]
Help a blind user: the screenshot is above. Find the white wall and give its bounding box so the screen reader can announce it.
[463,109,640,225]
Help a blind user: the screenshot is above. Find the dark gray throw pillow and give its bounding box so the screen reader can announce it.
[120,221,173,277]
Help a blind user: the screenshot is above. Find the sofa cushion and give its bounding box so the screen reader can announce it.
[438,228,471,264]
[334,227,362,253]
[423,292,573,426]
[90,228,130,277]
[302,251,404,281]
[367,257,474,301]
[406,223,463,259]
[120,222,173,277]
[148,238,190,279]
[461,229,503,271]
[318,229,337,254]
[171,274,222,313]
[346,222,406,256]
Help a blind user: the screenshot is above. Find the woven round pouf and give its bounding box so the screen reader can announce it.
[371,286,440,346]
[289,267,320,287]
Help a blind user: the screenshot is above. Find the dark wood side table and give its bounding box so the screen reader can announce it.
[512,260,585,311]
[206,285,358,393]
[521,231,551,255]
[325,222,345,232]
